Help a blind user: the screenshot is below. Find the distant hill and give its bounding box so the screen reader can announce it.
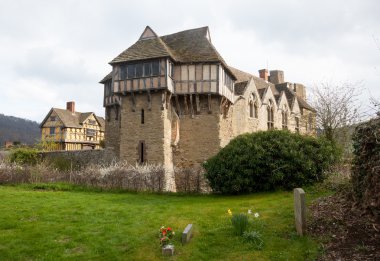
[0,114,40,146]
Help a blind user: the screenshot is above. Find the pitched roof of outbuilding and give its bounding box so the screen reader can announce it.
[40,108,105,131]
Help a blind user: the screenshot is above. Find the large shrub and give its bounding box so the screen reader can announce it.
[203,130,340,194]
[351,118,380,219]
[8,148,40,165]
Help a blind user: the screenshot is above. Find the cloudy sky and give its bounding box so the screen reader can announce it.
[0,0,379,122]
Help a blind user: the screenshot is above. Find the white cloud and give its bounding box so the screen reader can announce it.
[0,0,379,121]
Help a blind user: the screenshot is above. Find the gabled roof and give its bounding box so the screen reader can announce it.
[228,66,253,83]
[108,26,236,79]
[99,71,112,83]
[275,83,316,112]
[79,112,93,124]
[40,108,105,131]
[110,37,173,64]
[234,81,249,95]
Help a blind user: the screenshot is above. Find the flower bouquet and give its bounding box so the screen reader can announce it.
[159,226,175,246]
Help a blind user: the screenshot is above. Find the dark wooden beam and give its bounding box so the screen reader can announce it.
[208,94,212,114]
[189,94,194,118]
[195,94,200,114]
[184,95,189,114]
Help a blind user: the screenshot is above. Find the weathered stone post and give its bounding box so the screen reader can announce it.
[294,188,306,236]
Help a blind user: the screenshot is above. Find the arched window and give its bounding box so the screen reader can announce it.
[282,109,288,130]
[267,99,274,130]
[295,117,300,133]
[249,101,254,118]
[254,102,258,118]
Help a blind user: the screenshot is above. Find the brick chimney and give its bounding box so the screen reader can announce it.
[258,69,268,81]
[269,70,284,84]
[66,101,75,113]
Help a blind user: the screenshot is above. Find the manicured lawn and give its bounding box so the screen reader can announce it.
[0,184,325,260]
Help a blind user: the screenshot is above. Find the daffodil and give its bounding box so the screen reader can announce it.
[227,209,232,215]
[254,212,259,218]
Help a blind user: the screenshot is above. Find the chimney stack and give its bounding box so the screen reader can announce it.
[258,69,268,81]
[269,70,284,84]
[66,101,75,113]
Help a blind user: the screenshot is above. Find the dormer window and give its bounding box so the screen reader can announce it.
[88,120,96,125]
[50,116,56,121]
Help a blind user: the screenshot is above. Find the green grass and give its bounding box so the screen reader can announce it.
[0,184,328,261]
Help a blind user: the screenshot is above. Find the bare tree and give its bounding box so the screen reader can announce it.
[370,97,380,117]
[312,81,361,142]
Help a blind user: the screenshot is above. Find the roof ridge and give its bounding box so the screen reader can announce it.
[160,26,209,38]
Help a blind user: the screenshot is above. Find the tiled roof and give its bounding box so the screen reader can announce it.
[275,83,316,112]
[99,72,112,83]
[109,26,236,79]
[110,37,173,64]
[234,81,248,95]
[228,66,253,83]
[41,108,105,131]
[95,116,105,131]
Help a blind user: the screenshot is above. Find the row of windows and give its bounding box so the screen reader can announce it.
[48,127,97,136]
[249,99,304,131]
[120,61,161,80]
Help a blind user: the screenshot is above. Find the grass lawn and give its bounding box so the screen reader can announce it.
[0,184,326,261]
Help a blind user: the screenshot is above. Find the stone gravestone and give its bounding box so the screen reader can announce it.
[294,188,306,236]
[182,224,193,245]
[162,244,174,256]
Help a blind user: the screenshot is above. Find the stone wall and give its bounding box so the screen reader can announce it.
[119,91,172,166]
[40,149,116,166]
[173,95,221,168]
[105,106,120,157]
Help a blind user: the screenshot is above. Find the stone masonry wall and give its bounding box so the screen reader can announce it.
[119,92,172,165]
[105,106,120,157]
[40,149,116,166]
[173,95,221,168]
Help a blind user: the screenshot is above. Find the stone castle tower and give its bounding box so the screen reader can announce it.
[99,26,316,186]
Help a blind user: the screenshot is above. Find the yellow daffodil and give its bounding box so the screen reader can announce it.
[227,209,232,215]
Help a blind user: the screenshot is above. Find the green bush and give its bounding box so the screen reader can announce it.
[8,148,40,165]
[203,130,340,194]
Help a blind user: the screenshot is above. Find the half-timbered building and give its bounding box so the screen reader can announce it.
[40,102,105,151]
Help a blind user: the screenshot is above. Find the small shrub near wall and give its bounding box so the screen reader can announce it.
[8,148,40,165]
[351,118,380,219]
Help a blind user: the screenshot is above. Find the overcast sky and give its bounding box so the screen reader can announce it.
[0,0,379,122]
